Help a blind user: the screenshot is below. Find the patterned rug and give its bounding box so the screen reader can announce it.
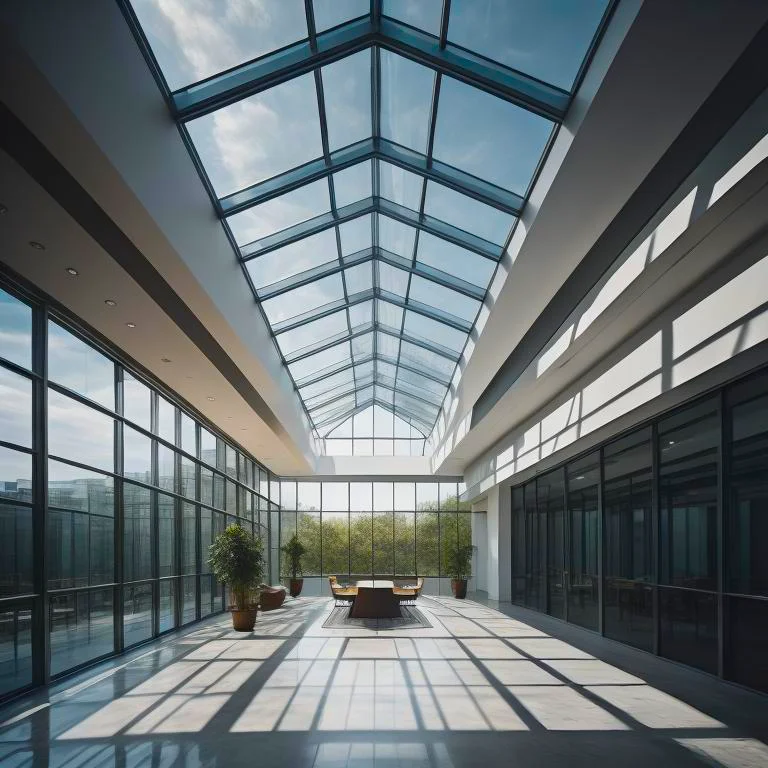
[323,605,432,630]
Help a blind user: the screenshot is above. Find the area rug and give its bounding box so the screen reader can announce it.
[323,605,432,630]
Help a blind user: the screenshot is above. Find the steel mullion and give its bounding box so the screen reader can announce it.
[253,246,485,302]
[273,287,471,335]
[439,0,451,48]
[371,45,381,413]
[221,139,523,216]
[168,21,566,122]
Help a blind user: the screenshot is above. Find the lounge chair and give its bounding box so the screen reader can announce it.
[328,576,356,606]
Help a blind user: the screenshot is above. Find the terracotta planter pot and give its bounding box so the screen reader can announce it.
[289,578,304,598]
[451,579,468,599]
[231,608,257,632]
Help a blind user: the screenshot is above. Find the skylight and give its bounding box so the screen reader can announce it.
[124,0,610,453]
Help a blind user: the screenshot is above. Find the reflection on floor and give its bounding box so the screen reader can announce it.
[1,596,767,767]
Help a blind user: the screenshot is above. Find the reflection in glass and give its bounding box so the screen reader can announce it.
[159,579,177,633]
[123,372,151,430]
[0,367,32,449]
[567,453,600,630]
[123,426,152,484]
[659,586,717,674]
[48,321,114,409]
[124,483,153,583]
[603,428,654,651]
[0,605,32,696]
[727,595,768,694]
[0,504,33,597]
[50,588,113,676]
[158,494,177,578]
[659,399,718,592]
[539,469,565,619]
[157,396,175,443]
[0,446,32,504]
[124,583,153,648]
[511,487,525,605]
[0,288,32,370]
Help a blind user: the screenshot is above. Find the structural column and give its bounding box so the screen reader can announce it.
[484,484,512,602]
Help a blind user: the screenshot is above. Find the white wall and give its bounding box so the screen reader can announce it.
[483,486,511,602]
[471,513,488,594]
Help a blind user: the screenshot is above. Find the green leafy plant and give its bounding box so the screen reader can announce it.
[445,543,474,580]
[281,533,307,579]
[208,524,264,610]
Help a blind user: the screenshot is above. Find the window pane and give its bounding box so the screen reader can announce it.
[727,376,768,596]
[322,482,348,511]
[50,588,113,676]
[415,511,439,576]
[0,446,32,504]
[182,502,197,575]
[48,322,114,409]
[298,482,321,511]
[182,575,197,625]
[181,455,196,499]
[511,487,525,605]
[314,0,369,32]
[0,504,33,597]
[659,399,718,591]
[439,483,458,511]
[349,512,372,577]
[603,428,653,652]
[159,579,177,633]
[524,482,545,612]
[123,426,152,485]
[187,73,322,196]
[447,0,608,92]
[372,511,393,575]
[416,483,438,510]
[394,483,415,511]
[298,511,321,576]
[201,467,213,507]
[181,414,196,456]
[124,483,153,583]
[158,445,176,493]
[727,596,768,694]
[0,367,32,449]
[322,512,348,576]
[566,453,600,631]
[157,396,175,443]
[124,583,153,647]
[200,428,216,465]
[123,372,151,430]
[373,482,393,511]
[0,288,32,370]
[280,481,297,510]
[0,604,32,696]
[159,494,177,578]
[48,460,114,516]
[383,0,442,35]
[322,50,372,152]
[659,586,718,674]
[394,512,415,576]
[433,76,553,195]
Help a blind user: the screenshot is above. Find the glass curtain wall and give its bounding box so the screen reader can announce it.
[278,480,469,586]
[0,279,275,701]
[509,366,768,695]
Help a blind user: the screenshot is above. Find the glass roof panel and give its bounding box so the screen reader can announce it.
[400,341,456,379]
[227,180,331,245]
[351,332,374,360]
[404,312,467,353]
[379,51,435,154]
[348,300,373,327]
[377,332,400,359]
[379,161,424,211]
[424,181,514,246]
[377,299,404,330]
[276,309,349,357]
[447,0,609,92]
[432,76,553,195]
[334,161,373,207]
[313,0,370,33]
[245,228,337,289]
[378,216,416,258]
[407,276,481,323]
[382,0,443,36]
[131,0,309,91]
[289,342,350,382]
[262,273,344,325]
[377,262,410,298]
[339,214,372,255]
[416,232,496,288]
[126,0,612,441]
[321,50,372,152]
[345,262,373,295]
[187,73,322,197]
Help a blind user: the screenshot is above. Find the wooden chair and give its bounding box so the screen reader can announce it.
[329,576,356,607]
[394,577,424,606]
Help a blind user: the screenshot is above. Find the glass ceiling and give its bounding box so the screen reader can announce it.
[125,0,610,442]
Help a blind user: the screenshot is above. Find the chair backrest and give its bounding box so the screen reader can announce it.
[416,577,424,594]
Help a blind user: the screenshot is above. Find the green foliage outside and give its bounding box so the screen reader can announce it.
[208,524,265,610]
[280,533,306,579]
[279,495,472,578]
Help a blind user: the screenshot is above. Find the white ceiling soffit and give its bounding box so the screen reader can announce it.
[430,0,768,476]
[0,0,318,474]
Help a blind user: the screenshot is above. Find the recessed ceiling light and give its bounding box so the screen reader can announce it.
[161,357,172,363]
[241,428,247,431]
[126,322,136,329]
[104,299,117,307]
[0,203,7,214]
[29,241,45,250]
[668,440,675,446]
[65,267,79,276]
[226,416,232,420]
[185,375,193,380]
[207,396,215,401]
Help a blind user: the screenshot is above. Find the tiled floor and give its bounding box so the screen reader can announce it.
[1,596,767,767]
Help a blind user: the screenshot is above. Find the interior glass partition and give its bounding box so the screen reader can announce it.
[509,366,768,695]
[0,277,275,702]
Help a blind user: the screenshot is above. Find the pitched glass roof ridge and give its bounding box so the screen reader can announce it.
[124,0,613,453]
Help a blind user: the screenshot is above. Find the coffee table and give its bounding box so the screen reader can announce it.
[349,580,401,619]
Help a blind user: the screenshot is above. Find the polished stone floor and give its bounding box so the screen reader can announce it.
[1,596,767,767]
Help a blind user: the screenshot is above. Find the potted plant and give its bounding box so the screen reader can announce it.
[446,543,474,599]
[281,533,306,597]
[209,524,265,631]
